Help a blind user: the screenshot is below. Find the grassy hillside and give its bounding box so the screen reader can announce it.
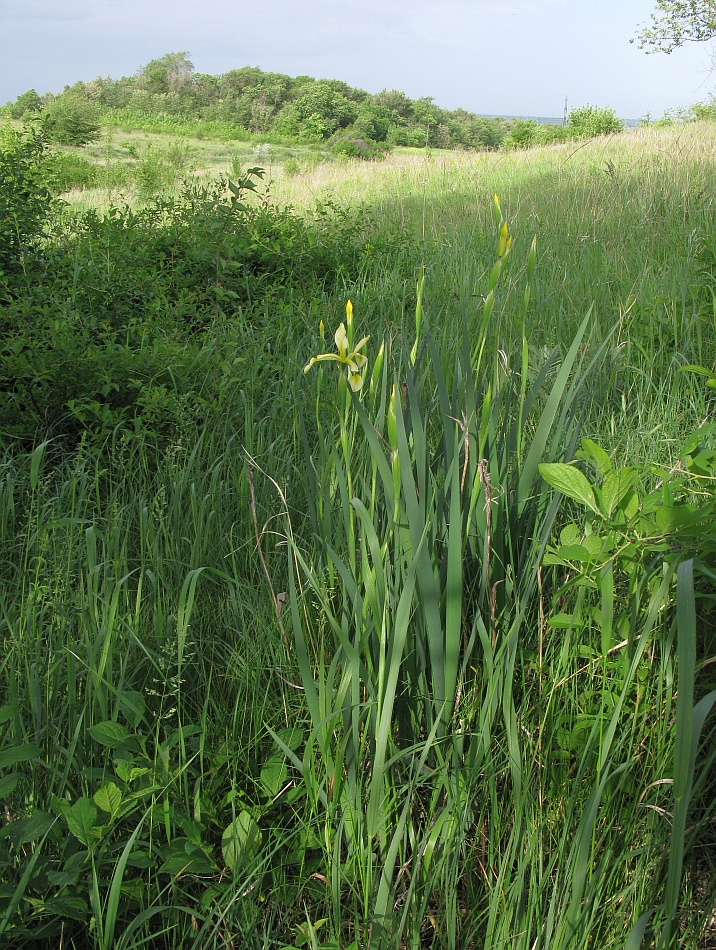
[0,119,714,948]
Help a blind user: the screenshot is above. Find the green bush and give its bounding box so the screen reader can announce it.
[330,136,388,161]
[283,156,300,176]
[0,174,398,442]
[45,94,102,146]
[567,104,624,139]
[0,122,53,282]
[691,96,716,121]
[48,151,100,191]
[503,118,540,151]
[386,124,427,147]
[133,141,194,200]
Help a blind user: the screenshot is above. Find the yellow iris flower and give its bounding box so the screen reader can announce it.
[304,312,370,392]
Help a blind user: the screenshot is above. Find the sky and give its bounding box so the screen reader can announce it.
[2,0,715,121]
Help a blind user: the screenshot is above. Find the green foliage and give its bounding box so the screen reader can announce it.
[635,0,716,52]
[137,51,194,96]
[567,104,624,138]
[691,94,716,121]
[289,209,623,944]
[330,136,388,161]
[48,151,101,191]
[0,172,390,443]
[0,122,54,282]
[1,127,716,947]
[45,93,102,146]
[49,54,513,151]
[501,118,569,152]
[10,89,43,119]
[133,140,194,200]
[503,117,540,151]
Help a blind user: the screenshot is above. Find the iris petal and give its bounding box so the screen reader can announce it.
[334,323,349,358]
[348,371,364,392]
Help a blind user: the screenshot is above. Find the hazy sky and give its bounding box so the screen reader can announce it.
[2,0,714,119]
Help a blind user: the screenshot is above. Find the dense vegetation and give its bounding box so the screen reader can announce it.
[5,52,627,153]
[0,113,715,949]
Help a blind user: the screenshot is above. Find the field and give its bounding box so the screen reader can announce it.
[1,120,715,949]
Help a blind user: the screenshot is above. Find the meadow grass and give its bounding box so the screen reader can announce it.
[1,122,715,947]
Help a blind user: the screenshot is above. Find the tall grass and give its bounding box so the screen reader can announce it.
[286,206,716,948]
[1,125,714,946]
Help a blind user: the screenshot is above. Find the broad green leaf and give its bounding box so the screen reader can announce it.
[275,727,303,752]
[0,773,21,797]
[559,523,581,546]
[1,811,55,846]
[539,462,599,513]
[39,896,88,921]
[0,743,41,769]
[94,782,122,818]
[622,490,640,519]
[582,534,603,560]
[681,423,715,457]
[547,613,585,629]
[160,838,217,876]
[0,705,17,726]
[113,759,151,784]
[558,543,593,563]
[656,503,697,534]
[66,798,99,846]
[600,468,638,518]
[118,691,145,729]
[89,721,129,748]
[50,795,72,820]
[579,438,612,477]
[221,811,261,873]
[260,756,288,799]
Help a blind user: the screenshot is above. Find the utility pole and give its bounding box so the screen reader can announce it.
[563,95,568,127]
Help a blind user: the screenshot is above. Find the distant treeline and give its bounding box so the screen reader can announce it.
[2,52,597,151]
[6,52,643,153]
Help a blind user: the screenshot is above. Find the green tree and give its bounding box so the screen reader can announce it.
[275,82,358,139]
[138,52,194,95]
[635,0,716,52]
[372,89,414,120]
[10,89,43,119]
[352,101,393,141]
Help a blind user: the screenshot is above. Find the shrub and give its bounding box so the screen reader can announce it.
[283,156,300,176]
[0,174,390,442]
[691,95,716,121]
[0,122,53,282]
[48,151,100,191]
[45,94,102,146]
[386,124,427,147]
[133,140,194,200]
[502,118,540,151]
[330,136,388,161]
[566,104,623,139]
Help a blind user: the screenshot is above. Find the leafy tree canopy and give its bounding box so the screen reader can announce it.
[10,89,43,119]
[635,0,716,52]
[138,51,194,95]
